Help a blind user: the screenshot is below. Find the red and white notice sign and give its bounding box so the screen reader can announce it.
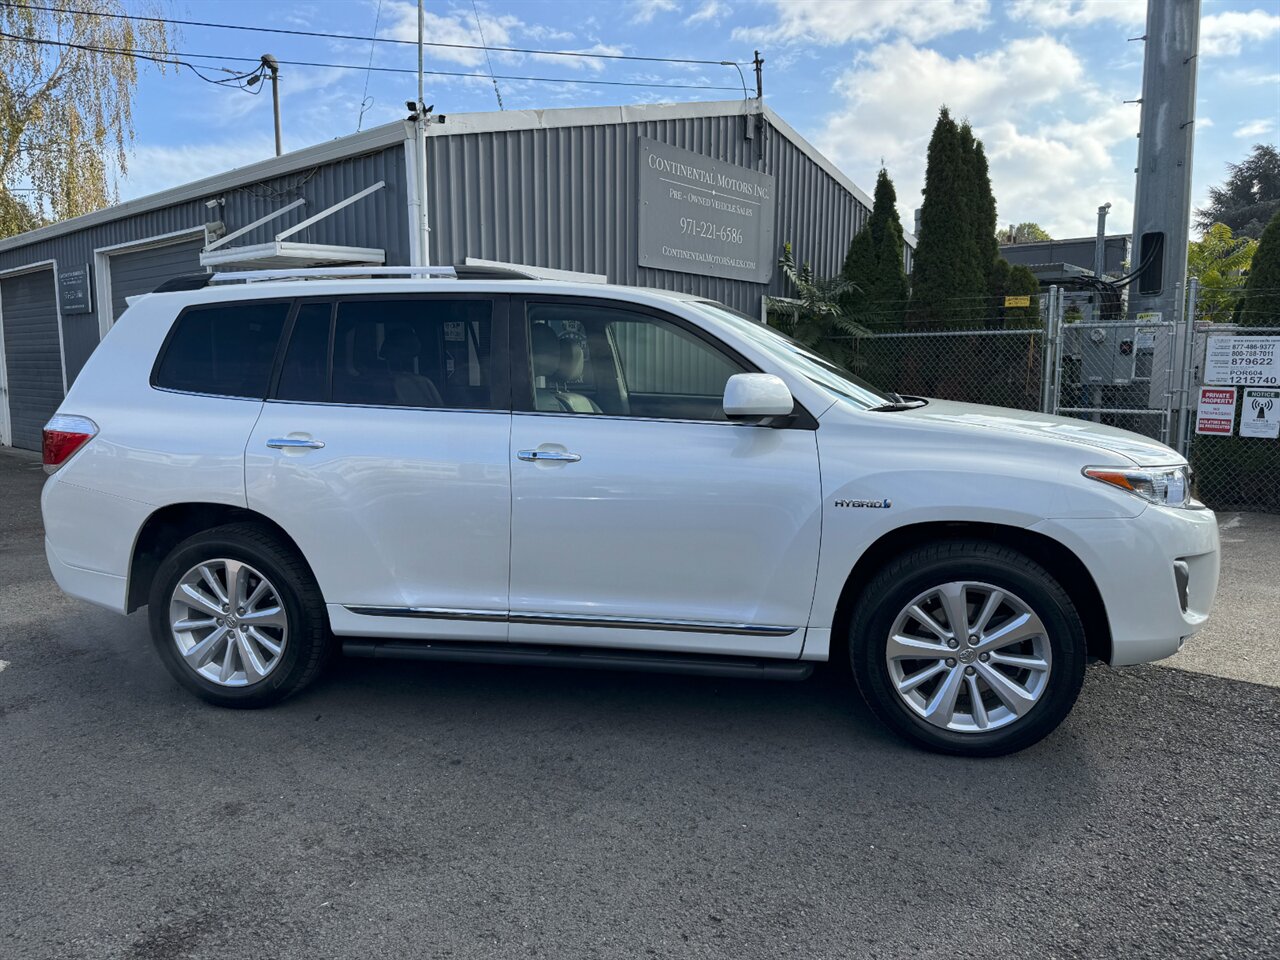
[1195,386,1237,436]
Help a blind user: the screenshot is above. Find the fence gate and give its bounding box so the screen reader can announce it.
[1046,285,1181,447]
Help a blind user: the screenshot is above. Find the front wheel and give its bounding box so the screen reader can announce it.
[849,541,1086,756]
[148,523,332,708]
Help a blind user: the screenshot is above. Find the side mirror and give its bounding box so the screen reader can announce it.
[723,373,794,421]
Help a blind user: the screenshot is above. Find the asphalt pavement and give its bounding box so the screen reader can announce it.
[2,448,1277,959]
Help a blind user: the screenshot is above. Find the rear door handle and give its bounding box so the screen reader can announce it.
[517,449,580,462]
[267,437,326,450]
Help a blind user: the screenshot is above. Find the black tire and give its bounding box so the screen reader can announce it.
[849,540,1086,757]
[147,523,332,708]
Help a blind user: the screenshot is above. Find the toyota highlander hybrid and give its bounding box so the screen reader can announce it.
[39,268,1219,756]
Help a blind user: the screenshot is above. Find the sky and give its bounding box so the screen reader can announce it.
[108,0,1280,241]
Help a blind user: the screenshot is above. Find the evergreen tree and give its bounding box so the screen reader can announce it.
[1238,211,1280,327]
[841,167,909,325]
[959,124,1000,294]
[840,223,876,320]
[869,168,910,310]
[910,108,987,326]
[1194,145,1280,240]
[1004,265,1041,325]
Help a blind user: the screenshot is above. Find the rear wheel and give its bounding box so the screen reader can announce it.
[849,541,1086,756]
[148,523,331,707]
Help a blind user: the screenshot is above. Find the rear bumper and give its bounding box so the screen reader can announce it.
[1034,504,1220,666]
[41,475,149,614]
[45,538,127,613]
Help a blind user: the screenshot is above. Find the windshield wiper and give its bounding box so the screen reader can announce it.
[869,395,928,412]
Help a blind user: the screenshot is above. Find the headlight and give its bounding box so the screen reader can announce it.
[1083,464,1194,508]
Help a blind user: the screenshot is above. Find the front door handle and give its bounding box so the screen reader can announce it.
[267,437,326,450]
[517,449,581,462]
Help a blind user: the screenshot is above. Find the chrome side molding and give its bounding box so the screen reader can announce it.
[343,605,797,637]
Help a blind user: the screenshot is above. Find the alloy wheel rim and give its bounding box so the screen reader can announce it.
[885,580,1052,734]
[169,559,288,687]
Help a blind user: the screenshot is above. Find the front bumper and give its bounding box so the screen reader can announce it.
[1033,504,1220,666]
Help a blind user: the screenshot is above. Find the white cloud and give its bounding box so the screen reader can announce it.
[381,1,520,68]
[1201,9,1280,57]
[1198,116,1214,129]
[814,36,1139,237]
[733,0,989,45]
[1234,118,1277,139]
[377,1,620,74]
[1218,67,1280,86]
[685,1,726,25]
[631,0,679,25]
[1008,0,1144,27]
[118,139,280,201]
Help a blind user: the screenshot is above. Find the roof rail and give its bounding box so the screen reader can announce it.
[153,273,215,293]
[208,265,459,284]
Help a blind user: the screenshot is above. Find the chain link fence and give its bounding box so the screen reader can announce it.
[1185,322,1280,513]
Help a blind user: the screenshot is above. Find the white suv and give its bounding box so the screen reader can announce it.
[40,269,1220,756]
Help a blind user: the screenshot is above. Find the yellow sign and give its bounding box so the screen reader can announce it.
[1004,295,1032,307]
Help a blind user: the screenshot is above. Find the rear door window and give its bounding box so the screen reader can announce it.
[153,301,289,398]
[329,298,497,409]
[275,301,332,402]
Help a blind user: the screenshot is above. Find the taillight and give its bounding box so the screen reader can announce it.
[42,414,98,474]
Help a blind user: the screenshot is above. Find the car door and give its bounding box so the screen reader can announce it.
[245,293,512,642]
[507,297,822,658]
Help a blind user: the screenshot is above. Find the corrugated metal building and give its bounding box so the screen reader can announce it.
[1000,235,1132,278]
[0,98,913,450]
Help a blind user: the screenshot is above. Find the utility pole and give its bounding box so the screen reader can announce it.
[753,51,764,99]
[1127,0,1200,412]
[1093,202,1111,278]
[414,0,431,265]
[262,54,282,157]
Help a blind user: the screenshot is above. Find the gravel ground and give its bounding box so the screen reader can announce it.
[2,448,1277,959]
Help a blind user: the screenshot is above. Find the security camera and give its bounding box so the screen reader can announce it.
[204,198,223,210]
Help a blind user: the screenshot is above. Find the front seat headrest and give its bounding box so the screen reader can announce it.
[530,323,560,378]
[380,324,421,361]
[557,336,586,382]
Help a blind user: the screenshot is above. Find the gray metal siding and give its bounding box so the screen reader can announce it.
[0,144,410,386]
[1,268,62,450]
[426,114,888,317]
[109,238,205,320]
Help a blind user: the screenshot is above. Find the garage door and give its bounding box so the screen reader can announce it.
[109,237,205,322]
[1,268,64,451]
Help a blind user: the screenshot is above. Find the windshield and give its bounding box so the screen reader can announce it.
[685,300,894,410]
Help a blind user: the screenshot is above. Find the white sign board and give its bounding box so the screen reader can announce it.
[1135,313,1161,350]
[1195,386,1237,436]
[1204,335,1280,386]
[1241,388,1280,439]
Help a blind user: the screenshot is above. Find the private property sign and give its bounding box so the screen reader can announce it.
[638,138,776,284]
[1195,386,1237,436]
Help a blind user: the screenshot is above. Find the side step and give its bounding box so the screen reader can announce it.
[342,639,813,681]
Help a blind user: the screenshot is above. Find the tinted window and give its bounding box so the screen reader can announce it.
[331,298,495,409]
[524,302,744,420]
[154,302,288,398]
[276,301,332,402]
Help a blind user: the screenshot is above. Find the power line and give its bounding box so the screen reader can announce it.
[356,0,383,131]
[0,33,744,92]
[0,29,266,87]
[0,2,747,67]
[471,0,503,111]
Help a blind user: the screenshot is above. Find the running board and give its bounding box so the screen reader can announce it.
[342,640,813,681]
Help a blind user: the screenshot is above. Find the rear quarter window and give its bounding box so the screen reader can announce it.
[153,301,290,398]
